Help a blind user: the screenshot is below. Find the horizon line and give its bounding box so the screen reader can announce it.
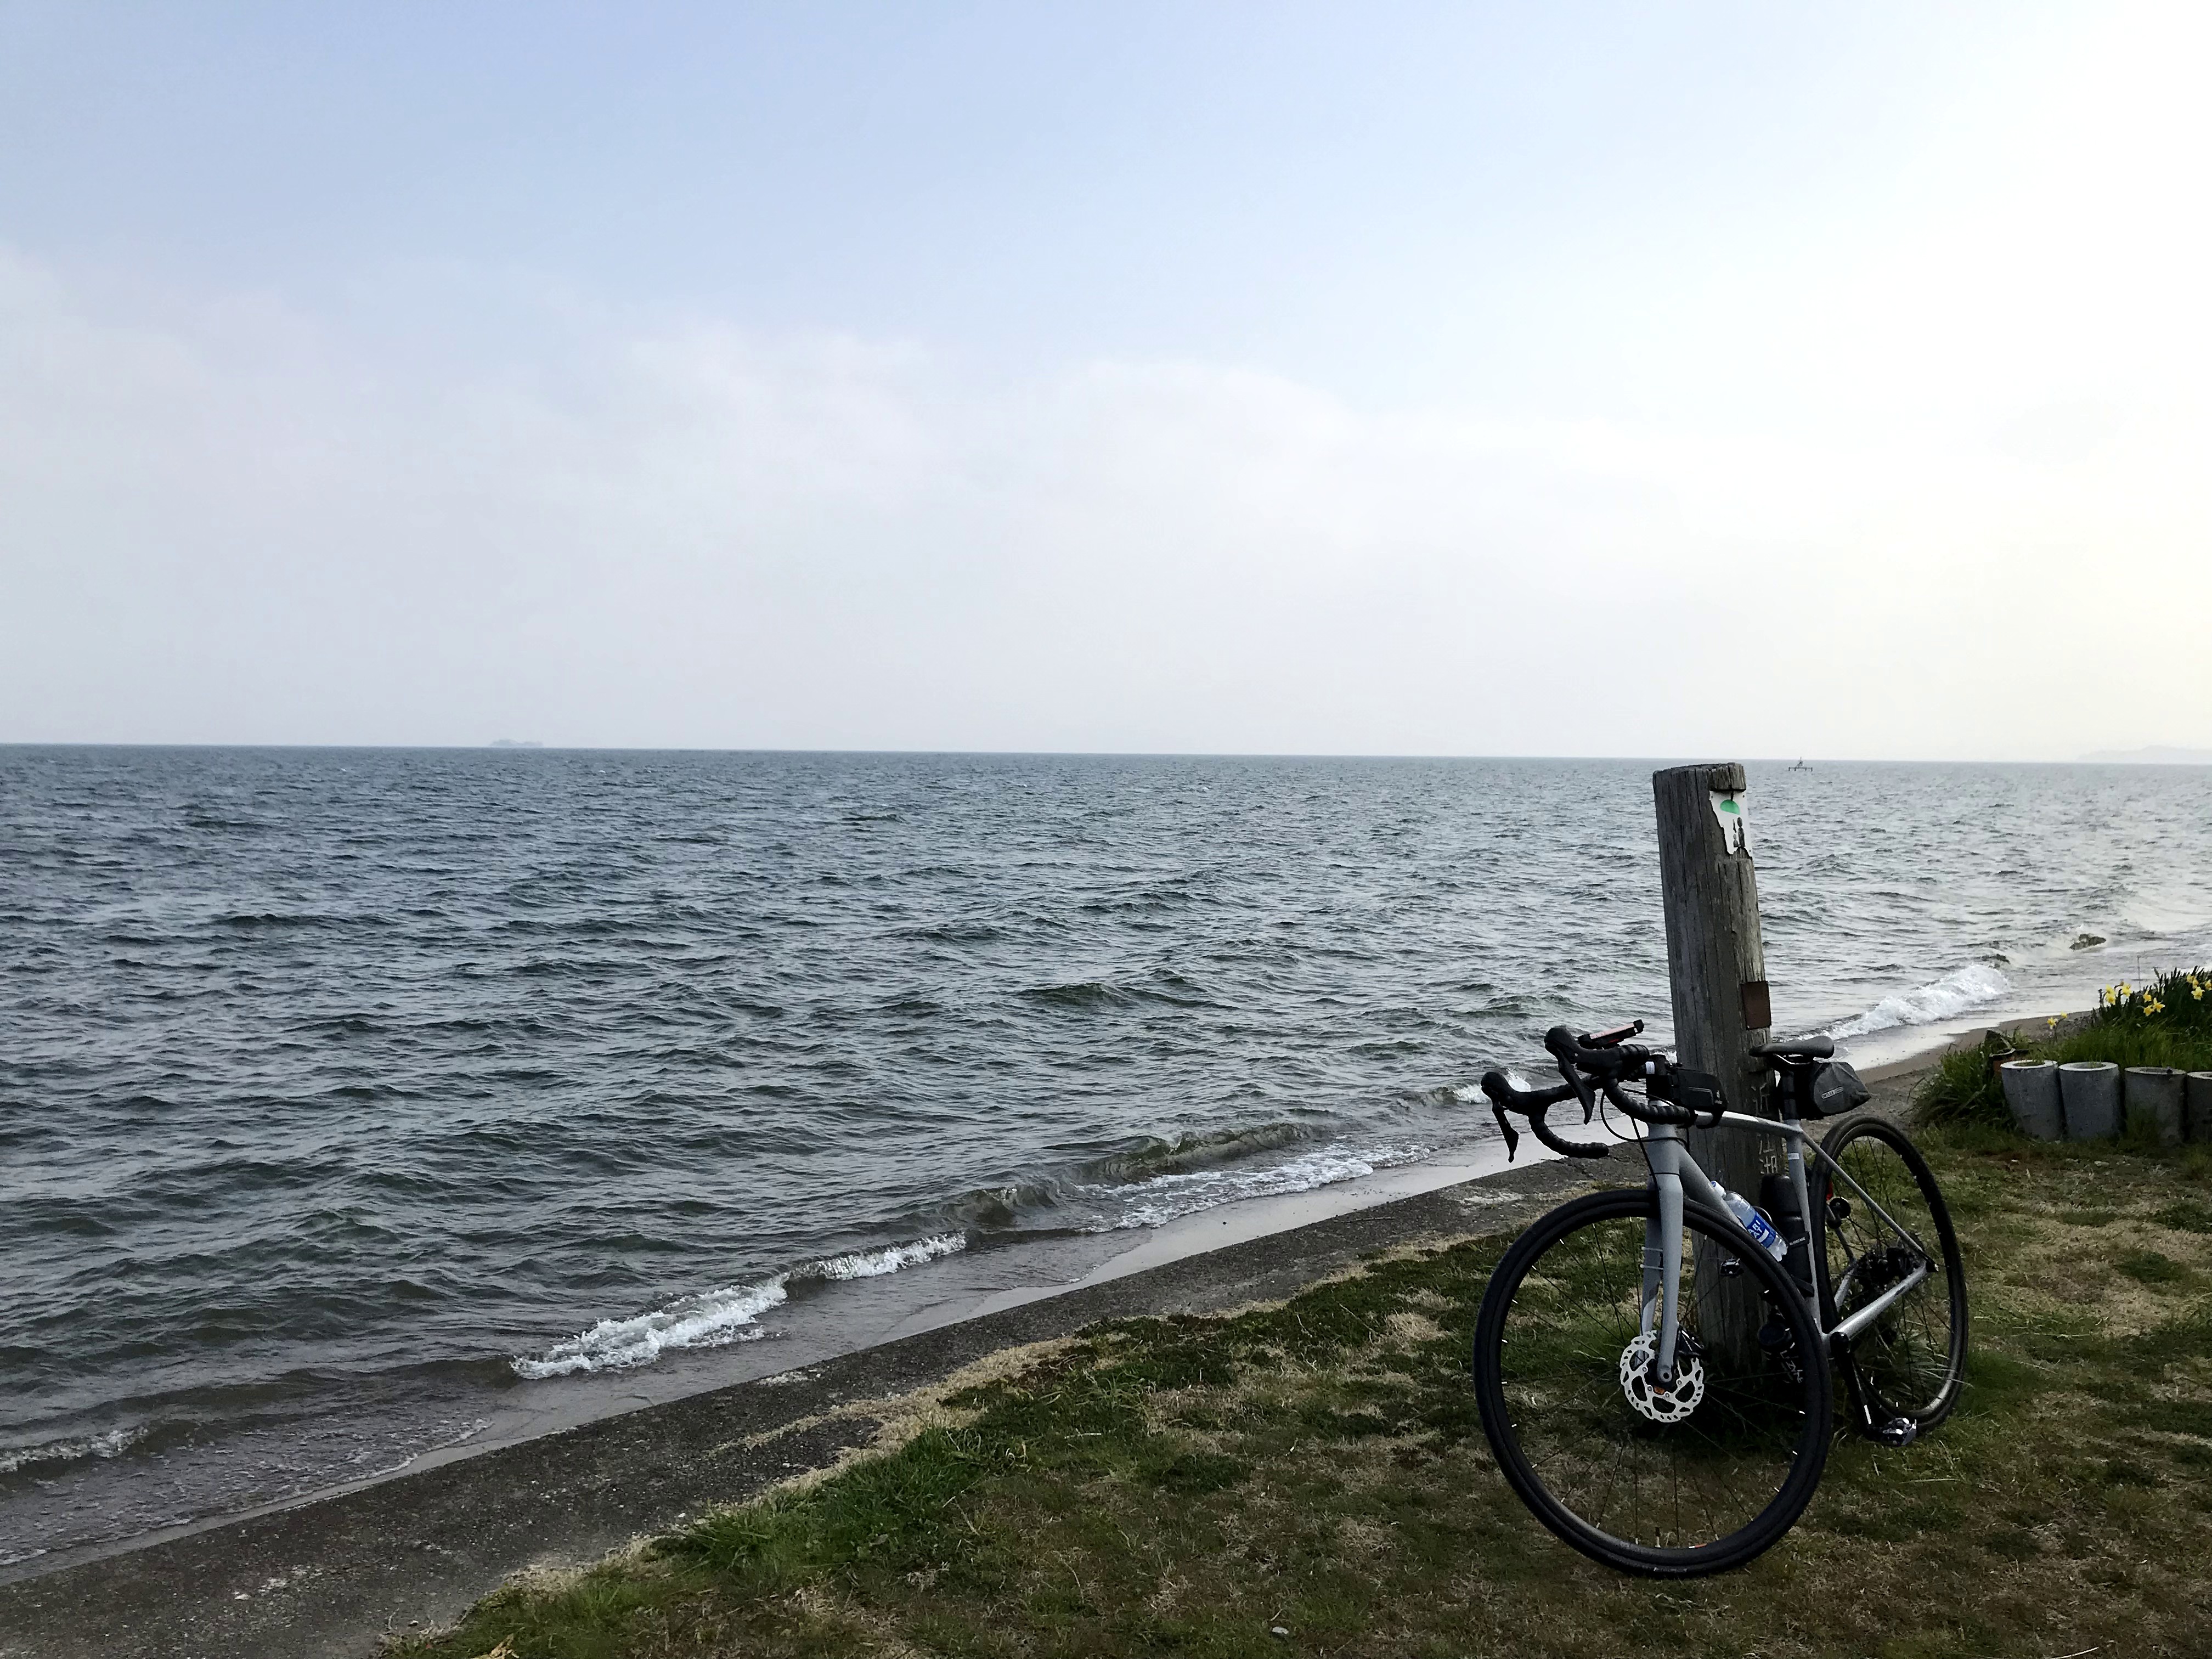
[4,741,2208,767]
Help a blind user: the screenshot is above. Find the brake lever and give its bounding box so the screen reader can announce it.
[1479,1070,1522,1161]
[1544,1026,1598,1118]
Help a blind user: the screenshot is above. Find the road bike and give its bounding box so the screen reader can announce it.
[1471,1021,1968,1576]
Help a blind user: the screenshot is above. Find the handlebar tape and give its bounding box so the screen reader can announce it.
[1480,1069,1610,1161]
[1526,1112,1612,1160]
[1481,1019,1730,1154]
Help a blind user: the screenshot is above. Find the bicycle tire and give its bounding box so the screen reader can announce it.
[1472,1187,1832,1577]
[1814,1114,1968,1431]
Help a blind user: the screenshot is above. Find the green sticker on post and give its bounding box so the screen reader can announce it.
[1709,788,1748,856]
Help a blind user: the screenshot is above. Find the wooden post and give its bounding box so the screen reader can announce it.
[1653,761,1771,1363]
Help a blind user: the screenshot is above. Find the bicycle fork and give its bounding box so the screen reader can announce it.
[1639,1128,1699,1387]
[1636,1121,1820,1388]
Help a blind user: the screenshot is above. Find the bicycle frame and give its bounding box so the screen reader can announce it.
[1639,1108,1933,1389]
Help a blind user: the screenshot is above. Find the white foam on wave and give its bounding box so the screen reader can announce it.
[812,1234,967,1281]
[1096,1143,1429,1231]
[1822,963,2012,1039]
[514,1278,789,1379]
[511,1233,968,1378]
[1453,1068,1545,1104]
[0,1425,143,1477]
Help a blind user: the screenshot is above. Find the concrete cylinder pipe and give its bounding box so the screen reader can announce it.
[2124,1067,2186,1147]
[2059,1061,2121,1139]
[2186,1072,2212,1144]
[1999,1059,2064,1140]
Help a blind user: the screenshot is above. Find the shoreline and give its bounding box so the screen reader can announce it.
[0,1009,2022,1591]
[0,1058,1937,1659]
[0,1018,1970,1581]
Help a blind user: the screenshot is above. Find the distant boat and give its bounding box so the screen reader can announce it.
[1788,758,1812,771]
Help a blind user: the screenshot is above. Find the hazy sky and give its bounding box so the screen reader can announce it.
[4,3,2208,757]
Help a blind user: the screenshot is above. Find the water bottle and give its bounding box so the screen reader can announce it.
[1719,1190,1788,1262]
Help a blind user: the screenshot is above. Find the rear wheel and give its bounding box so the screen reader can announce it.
[1472,1187,1831,1576]
[1814,1115,1967,1432]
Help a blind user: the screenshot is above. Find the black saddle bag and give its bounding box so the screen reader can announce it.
[1805,1059,1871,1118]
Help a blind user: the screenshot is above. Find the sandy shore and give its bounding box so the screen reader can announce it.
[0,1054,1937,1659]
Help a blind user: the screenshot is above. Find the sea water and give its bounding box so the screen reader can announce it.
[4,748,2209,1567]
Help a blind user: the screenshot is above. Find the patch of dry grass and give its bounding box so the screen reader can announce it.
[391,1130,2212,1659]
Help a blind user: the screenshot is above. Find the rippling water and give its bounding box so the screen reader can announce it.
[4,746,2210,1566]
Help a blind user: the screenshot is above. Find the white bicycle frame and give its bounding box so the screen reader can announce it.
[1640,1108,1933,1387]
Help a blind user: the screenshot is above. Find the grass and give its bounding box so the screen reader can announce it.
[390,1126,2212,1659]
[1915,963,2212,1131]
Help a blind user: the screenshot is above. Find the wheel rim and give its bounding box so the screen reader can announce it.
[1490,1203,1823,1556]
[1821,1131,1961,1420]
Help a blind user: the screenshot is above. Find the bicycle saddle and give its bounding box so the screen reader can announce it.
[1750,1037,1835,1060]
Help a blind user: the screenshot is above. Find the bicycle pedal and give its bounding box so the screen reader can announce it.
[1871,1417,1918,1447]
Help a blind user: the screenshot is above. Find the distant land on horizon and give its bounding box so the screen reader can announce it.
[2078,746,2212,765]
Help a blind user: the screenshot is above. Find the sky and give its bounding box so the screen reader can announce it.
[3,2,2209,758]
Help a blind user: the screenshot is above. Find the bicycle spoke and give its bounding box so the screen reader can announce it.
[1819,1119,1967,1427]
[1489,1201,1824,1556]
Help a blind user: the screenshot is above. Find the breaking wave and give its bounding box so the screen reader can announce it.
[1096,1141,1429,1230]
[0,1426,144,1478]
[507,1125,1410,1379]
[810,1235,969,1282]
[510,1233,967,1378]
[1822,963,2012,1039]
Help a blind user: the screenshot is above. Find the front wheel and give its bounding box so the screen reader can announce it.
[1815,1115,1968,1432]
[1472,1187,1832,1577]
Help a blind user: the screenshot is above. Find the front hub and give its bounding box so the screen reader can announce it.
[1620,1331,1705,1424]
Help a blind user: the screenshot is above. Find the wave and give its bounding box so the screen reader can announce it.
[0,1426,143,1477]
[1073,1122,1310,1186]
[895,921,1005,944]
[810,1234,967,1282]
[919,1122,1319,1231]
[511,1233,967,1379]
[511,1279,789,1379]
[1019,974,1216,1012]
[1448,1070,1538,1104]
[1097,1141,1429,1230]
[1022,979,1142,1011]
[507,1122,1373,1380]
[925,1178,1068,1230]
[1821,963,2012,1039]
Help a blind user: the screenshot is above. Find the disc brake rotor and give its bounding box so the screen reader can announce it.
[1619,1331,1705,1424]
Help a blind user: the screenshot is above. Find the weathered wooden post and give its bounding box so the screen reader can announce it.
[1653,761,1771,1362]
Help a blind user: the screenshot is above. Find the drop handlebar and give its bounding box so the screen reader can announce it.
[1477,1021,1728,1162]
